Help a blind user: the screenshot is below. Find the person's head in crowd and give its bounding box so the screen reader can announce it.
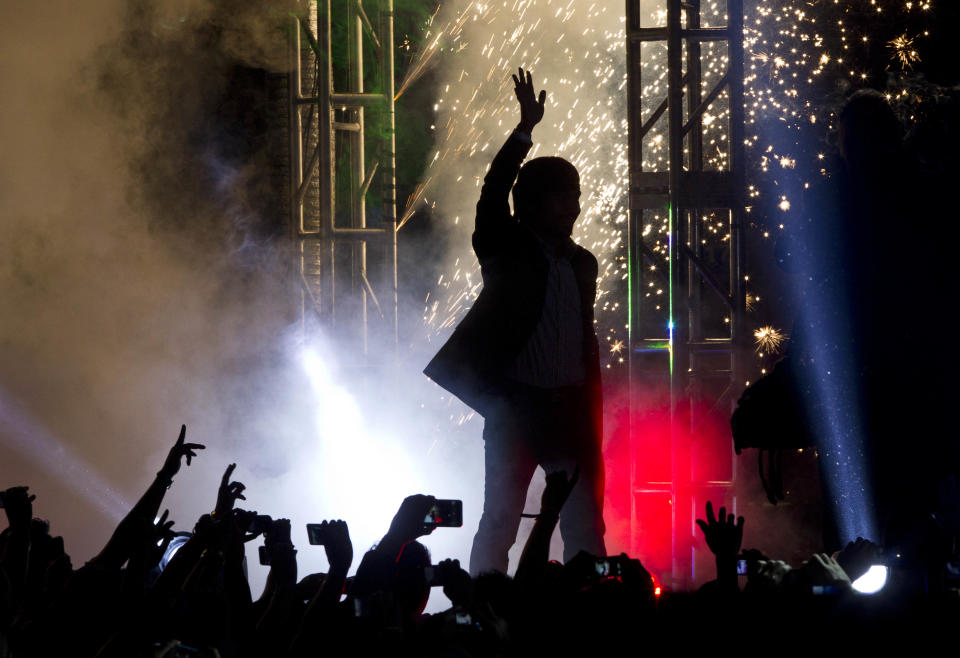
[473,569,519,622]
[394,540,432,620]
[837,88,902,170]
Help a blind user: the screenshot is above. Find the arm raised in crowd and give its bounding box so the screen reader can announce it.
[255,519,301,651]
[515,469,578,584]
[311,520,352,612]
[696,501,744,593]
[352,495,436,598]
[291,520,353,652]
[88,426,203,571]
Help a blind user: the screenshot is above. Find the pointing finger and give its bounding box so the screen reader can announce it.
[221,463,236,487]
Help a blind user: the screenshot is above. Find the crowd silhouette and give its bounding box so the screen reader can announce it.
[2,423,959,657]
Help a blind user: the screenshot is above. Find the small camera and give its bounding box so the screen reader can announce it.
[234,509,273,535]
[258,545,271,566]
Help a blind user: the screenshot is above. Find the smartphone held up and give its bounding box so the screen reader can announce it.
[423,499,463,528]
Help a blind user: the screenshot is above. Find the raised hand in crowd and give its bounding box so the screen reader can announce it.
[797,553,851,591]
[381,494,437,557]
[540,468,579,521]
[293,520,354,653]
[263,518,297,588]
[516,469,579,583]
[158,424,205,481]
[148,509,176,564]
[88,426,201,573]
[352,496,436,604]
[745,559,793,594]
[696,501,744,591]
[126,509,176,582]
[834,537,881,583]
[134,425,204,523]
[215,463,247,518]
[320,519,353,575]
[438,558,474,608]
[255,518,300,652]
[696,500,744,557]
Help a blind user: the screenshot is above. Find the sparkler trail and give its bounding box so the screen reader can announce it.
[417,0,629,375]
[412,0,944,392]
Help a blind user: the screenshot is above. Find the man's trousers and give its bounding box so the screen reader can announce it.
[469,383,606,576]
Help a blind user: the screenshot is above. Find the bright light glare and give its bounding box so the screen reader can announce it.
[0,387,129,520]
[851,565,888,594]
[299,347,420,550]
[160,535,190,571]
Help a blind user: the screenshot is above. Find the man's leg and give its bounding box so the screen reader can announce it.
[469,405,538,576]
[542,396,606,562]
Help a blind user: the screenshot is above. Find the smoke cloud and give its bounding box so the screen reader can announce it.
[0,0,822,603]
[0,0,309,579]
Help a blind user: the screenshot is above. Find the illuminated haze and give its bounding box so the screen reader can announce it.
[0,0,628,604]
[0,0,842,602]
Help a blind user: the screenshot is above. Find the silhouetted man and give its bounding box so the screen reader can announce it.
[424,68,606,575]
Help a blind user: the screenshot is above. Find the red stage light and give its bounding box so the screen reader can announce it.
[602,382,737,589]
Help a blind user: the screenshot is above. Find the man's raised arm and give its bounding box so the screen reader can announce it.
[472,67,546,260]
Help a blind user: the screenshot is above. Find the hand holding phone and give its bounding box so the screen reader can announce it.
[306,520,353,571]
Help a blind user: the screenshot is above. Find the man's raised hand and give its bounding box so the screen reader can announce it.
[159,424,205,481]
[512,66,546,133]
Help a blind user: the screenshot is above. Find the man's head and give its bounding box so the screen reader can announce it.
[512,156,581,240]
[837,89,902,169]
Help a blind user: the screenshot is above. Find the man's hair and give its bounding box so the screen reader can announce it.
[512,156,580,217]
[838,89,902,153]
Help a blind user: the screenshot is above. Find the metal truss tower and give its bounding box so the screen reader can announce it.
[625,0,747,588]
[289,0,398,362]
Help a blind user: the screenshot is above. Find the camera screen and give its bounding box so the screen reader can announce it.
[423,499,463,527]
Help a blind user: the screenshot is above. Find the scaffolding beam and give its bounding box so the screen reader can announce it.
[626,0,747,589]
[289,0,398,360]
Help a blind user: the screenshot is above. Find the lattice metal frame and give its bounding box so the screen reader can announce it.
[626,0,747,588]
[289,0,398,358]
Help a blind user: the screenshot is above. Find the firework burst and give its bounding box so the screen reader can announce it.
[754,325,786,355]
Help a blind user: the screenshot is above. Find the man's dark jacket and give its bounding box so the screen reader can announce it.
[423,133,603,439]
